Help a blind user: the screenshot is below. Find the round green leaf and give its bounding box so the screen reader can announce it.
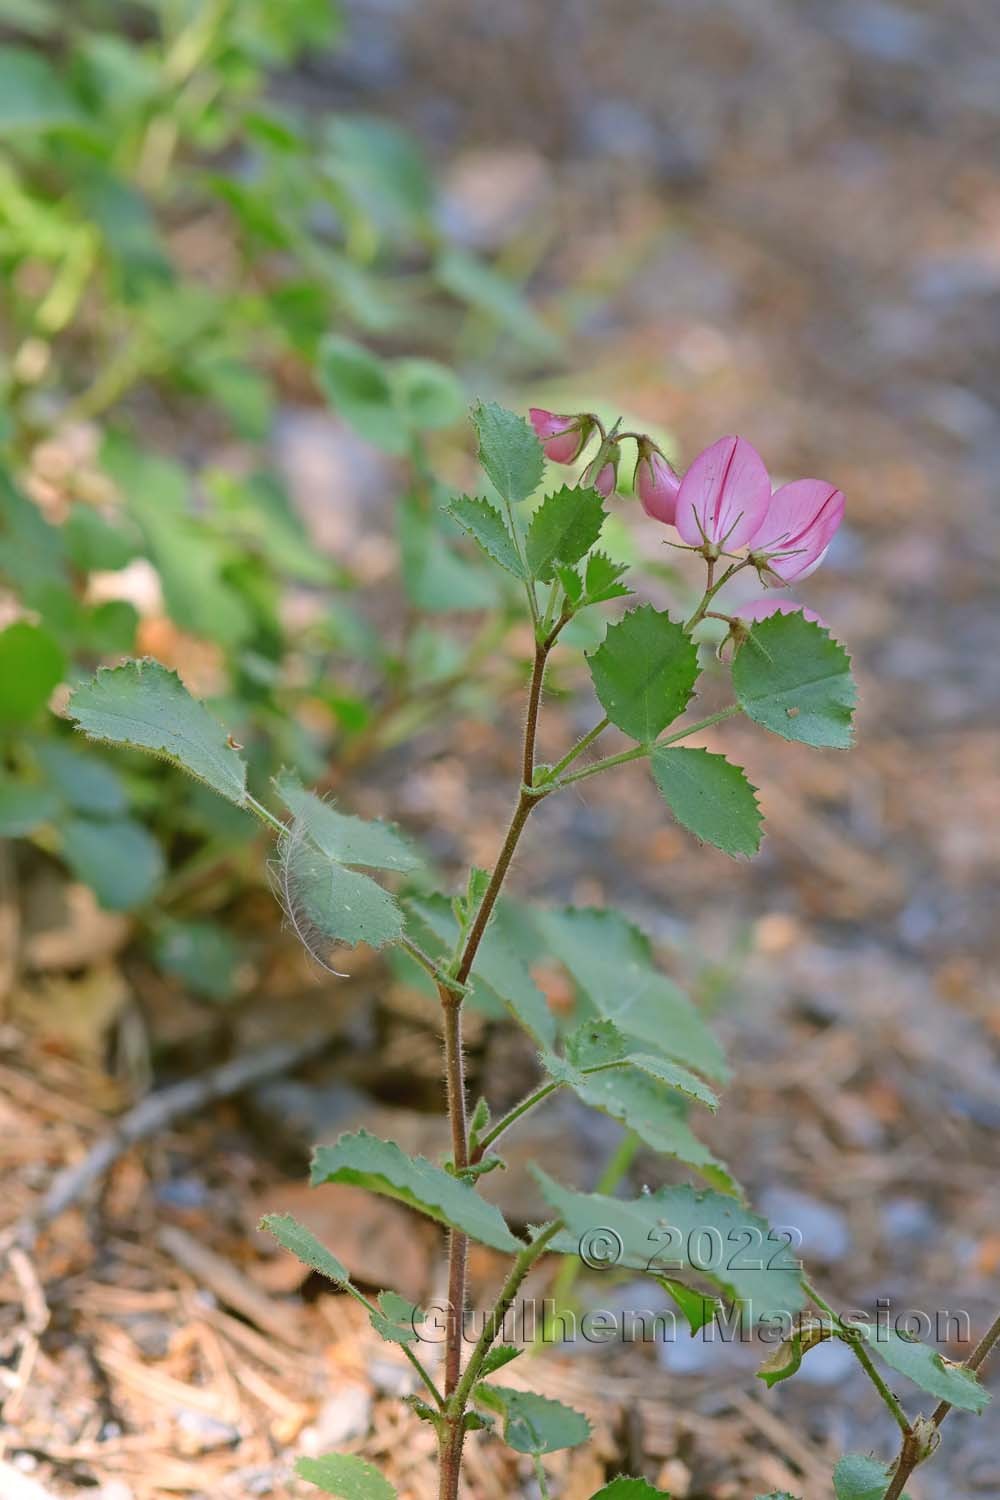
[0,621,65,723]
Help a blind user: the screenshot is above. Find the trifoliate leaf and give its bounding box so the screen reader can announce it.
[650,746,762,856]
[259,1212,351,1286]
[537,906,727,1081]
[295,1453,396,1499]
[587,605,698,742]
[525,484,605,581]
[536,1172,805,1324]
[444,494,525,578]
[583,550,631,604]
[275,773,420,872]
[68,660,247,806]
[854,1325,990,1413]
[471,400,544,504]
[475,1384,590,1455]
[311,1130,523,1253]
[733,611,856,749]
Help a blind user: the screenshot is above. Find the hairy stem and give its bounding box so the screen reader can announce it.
[801,1278,911,1438]
[883,1308,1000,1500]
[555,705,742,789]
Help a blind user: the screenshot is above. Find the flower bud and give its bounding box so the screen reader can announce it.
[529,408,591,465]
[586,441,621,499]
[634,441,681,525]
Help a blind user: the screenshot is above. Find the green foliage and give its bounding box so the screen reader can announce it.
[537,906,728,1081]
[474,1384,590,1455]
[563,1019,720,1110]
[587,605,699,742]
[152,920,243,1002]
[444,495,526,579]
[369,1290,424,1346]
[68,662,248,807]
[295,1453,397,1500]
[657,1278,720,1334]
[311,1130,524,1253]
[525,485,606,581]
[280,826,405,953]
[650,747,762,856]
[733,612,856,748]
[61,816,165,911]
[537,1172,806,1324]
[0,621,65,723]
[472,401,545,505]
[590,1483,672,1499]
[756,1318,831,1387]
[259,1212,352,1288]
[833,1455,905,1500]
[275,774,420,872]
[853,1326,990,1413]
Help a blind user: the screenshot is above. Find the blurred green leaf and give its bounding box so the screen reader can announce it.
[0,46,83,132]
[392,358,465,431]
[61,815,164,910]
[34,740,127,816]
[0,777,59,835]
[153,919,243,1001]
[316,335,404,453]
[0,621,65,723]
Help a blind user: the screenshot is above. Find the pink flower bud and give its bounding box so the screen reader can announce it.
[746,478,845,583]
[735,597,827,629]
[529,408,589,465]
[585,441,621,499]
[674,435,772,550]
[635,445,682,525]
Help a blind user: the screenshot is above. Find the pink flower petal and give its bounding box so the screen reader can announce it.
[735,597,826,628]
[674,435,772,549]
[636,451,681,525]
[747,478,844,582]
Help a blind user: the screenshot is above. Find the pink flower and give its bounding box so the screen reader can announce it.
[674,435,772,551]
[529,408,589,465]
[635,447,682,525]
[586,441,621,499]
[735,597,827,628]
[747,478,845,583]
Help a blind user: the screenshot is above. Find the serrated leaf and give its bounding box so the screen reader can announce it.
[475,1384,590,1455]
[587,605,698,742]
[564,1019,719,1110]
[525,484,606,581]
[656,1277,720,1334]
[536,1172,805,1324]
[590,1481,672,1499]
[833,1454,906,1500]
[445,494,525,578]
[472,400,544,504]
[733,611,856,749]
[259,1212,351,1288]
[544,1057,736,1194]
[61,817,164,911]
[407,895,556,1048]
[68,661,247,806]
[479,1344,523,1377]
[295,1453,396,1499]
[275,774,419,872]
[282,827,404,951]
[854,1325,990,1413]
[537,907,727,1081]
[584,550,631,604]
[650,747,762,857]
[555,561,584,605]
[370,1290,424,1346]
[311,1130,523,1253]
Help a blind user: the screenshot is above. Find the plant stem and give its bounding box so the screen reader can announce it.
[473,1082,560,1160]
[685,559,748,630]
[555,705,742,789]
[883,1308,1000,1500]
[436,635,557,1498]
[801,1278,911,1439]
[546,715,610,780]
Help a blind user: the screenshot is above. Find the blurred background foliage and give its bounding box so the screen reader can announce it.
[0,0,591,1003]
